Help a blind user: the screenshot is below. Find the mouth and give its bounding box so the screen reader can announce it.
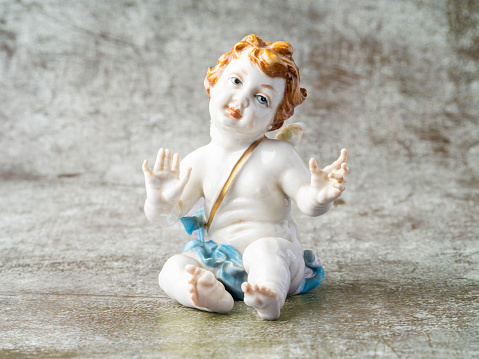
[227,107,242,120]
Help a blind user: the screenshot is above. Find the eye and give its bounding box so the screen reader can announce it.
[255,94,269,106]
[230,77,242,86]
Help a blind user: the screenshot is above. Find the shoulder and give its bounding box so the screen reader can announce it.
[262,138,309,176]
[260,138,299,160]
[254,138,305,175]
[261,137,294,150]
[181,144,210,167]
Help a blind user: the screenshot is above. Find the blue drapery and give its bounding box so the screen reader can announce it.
[180,208,324,300]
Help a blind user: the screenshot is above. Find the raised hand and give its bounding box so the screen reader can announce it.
[142,148,192,212]
[309,149,349,206]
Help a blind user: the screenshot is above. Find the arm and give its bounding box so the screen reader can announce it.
[142,148,201,226]
[280,148,349,217]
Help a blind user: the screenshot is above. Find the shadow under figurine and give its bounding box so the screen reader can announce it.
[143,34,349,320]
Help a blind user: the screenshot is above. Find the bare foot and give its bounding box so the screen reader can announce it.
[185,265,234,313]
[241,282,281,320]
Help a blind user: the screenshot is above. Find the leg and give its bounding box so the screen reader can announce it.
[159,253,234,313]
[242,237,304,320]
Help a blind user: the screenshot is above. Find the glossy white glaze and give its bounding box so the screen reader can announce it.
[143,38,349,320]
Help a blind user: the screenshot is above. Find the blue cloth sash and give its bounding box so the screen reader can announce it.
[180,208,246,299]
[180,208,324,300]
[299,250,325,293]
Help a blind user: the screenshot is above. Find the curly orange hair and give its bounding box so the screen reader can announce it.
[205,34,307,131]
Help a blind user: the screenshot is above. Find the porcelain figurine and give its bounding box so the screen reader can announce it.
[142,34,348,320]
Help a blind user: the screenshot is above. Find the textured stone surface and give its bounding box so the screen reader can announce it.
[1,0,478,358]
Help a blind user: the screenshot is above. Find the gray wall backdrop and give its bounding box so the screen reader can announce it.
[1,0,478,357]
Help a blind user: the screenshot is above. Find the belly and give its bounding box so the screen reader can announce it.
[203,166,298,253]
[208,212,300,254]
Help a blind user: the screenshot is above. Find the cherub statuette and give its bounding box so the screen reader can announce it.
[143,35,349,320]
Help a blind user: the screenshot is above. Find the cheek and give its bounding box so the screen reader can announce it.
[253,106,274,123]
[209,88,225,109]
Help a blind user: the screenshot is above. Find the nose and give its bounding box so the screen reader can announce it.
[231,91,249,110]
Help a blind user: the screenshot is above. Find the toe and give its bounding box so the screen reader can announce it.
[198,271,215,286]
[264,287,277,298]
[241,282,252,293]
[185,264,196,275]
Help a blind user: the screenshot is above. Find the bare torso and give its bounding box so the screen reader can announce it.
[182,138,307,253]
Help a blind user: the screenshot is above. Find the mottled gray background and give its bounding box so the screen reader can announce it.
[1,0,478,358]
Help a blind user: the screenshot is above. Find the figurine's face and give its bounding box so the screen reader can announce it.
[209,52,286,139]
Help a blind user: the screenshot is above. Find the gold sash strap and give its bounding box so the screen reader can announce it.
[205,135,266,232]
